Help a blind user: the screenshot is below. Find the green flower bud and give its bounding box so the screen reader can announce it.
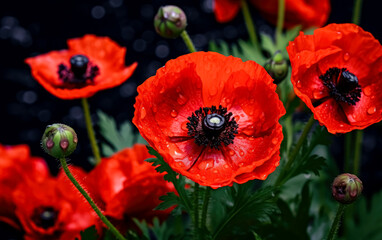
[154,5,187,39]
[264,51,289,84]
[41,123,78,158]
[332,173,363,204]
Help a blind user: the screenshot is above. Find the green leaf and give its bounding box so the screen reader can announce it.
[155,192,181,210]
[260,33,277,55]
[145,146,192,212]
[78,226,98,240]
[132,219,151,239]
[97,111,147,156]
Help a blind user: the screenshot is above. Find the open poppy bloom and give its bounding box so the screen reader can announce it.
[287,24,382,134]
[133,52,285,188]
[13,166,101,240]
[251,0,330,29]
[213,0,330,29]
[0,144,49,229]
[87,144,174,221]
[25,34,137,99]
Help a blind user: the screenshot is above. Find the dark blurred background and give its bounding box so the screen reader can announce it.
[0,0,382,237]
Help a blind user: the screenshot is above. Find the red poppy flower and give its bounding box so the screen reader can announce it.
[13,166,101,240]
[250,0,330,29]
[25,34,137,99]
[133,51,285,188]
[287,23,382,134]
[213,0,330,29]
[87,144,175,221]
[0,144,49,229]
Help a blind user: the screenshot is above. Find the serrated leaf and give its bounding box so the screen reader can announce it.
[260,33,277,55]
[78,226,98,240]
[133,219,151,239]
[156,192,181,210]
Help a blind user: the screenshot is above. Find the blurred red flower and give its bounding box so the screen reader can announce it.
[287,23,382,134]
[213,0,330,29]
[13,166,101,240]
[0,144,49,229]
[133,51,285,188]
[25,34,137,100]
[87,144,174,222]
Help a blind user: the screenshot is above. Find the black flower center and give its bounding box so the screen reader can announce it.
[187,105,238,150]
[58,54,99,87]
[319,67,361,105]
[31,207,58,229]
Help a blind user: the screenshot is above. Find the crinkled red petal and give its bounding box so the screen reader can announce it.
[214,0,241,23]
[25,34,137,99]
[250,0,330,29]
[134,52,285,188]
[287,23,382,133]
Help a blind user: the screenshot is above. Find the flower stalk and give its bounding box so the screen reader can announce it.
[276,0,285,48]
[81,98,101,165]
[352,0,363,25]
[193,182,200,240]
[59,157,127,240]
[180,30,197,53]
[240,0,258,47]
[327,204,346,240]
[201,187,211,232]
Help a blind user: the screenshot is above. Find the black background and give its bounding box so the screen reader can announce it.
[1,0,382,238]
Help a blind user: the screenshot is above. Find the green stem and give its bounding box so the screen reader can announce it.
[180,30,197,53]
[344,133,353,172]
[81,98,101,165]
[193,182,200,240]
[201,187,211,231]
[352,0,363,25]
[59,158,127,240]
[276,0,285,48]
[327,204,346,240]
[353,130,363,175]
[275,115,315,186]
[240,0,258,46]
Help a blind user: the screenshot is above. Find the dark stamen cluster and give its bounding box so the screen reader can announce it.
[187,105,238,150]
[58,55,99,88]
[31,206,58,229]
[319,67,361,105]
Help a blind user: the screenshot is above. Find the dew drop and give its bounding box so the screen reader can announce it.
[181,121,188,131]
[170,109,178,118]
[140,107,146,119]
[339,124,344,128]
[336,31,342,39]
[249,137,255,141]
[159,87,165,94]
[363,86,372,96]
[177,94,188,105]
[250,148,255,153]
[229,150,235,156]
[297,80,302,88]
[198,159,214,170]
[213,169,218,174]
[209,86,218,96]
[313,90,325,100]
[343,52,350,61]
[225,67,231,74]
[272,138,278,145]
[223,164,229,169]
[239,162,244,167]
[367,106,376,115]
[296,54,300,59]
[239,150,244,156]
[201,175,207,180]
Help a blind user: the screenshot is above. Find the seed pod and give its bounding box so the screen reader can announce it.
[264,51,289,84]
[41,123,78,158]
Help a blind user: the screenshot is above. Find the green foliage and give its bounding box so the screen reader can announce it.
[97,111,146,156]
[78,226,98,240]
[341,190,382,240]
[145,146,192,213]
[210,183,279,240]
[209,39,266,65]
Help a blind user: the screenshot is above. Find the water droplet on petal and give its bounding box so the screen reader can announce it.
[159,87,165,94]
[198,159,214,170]
[140,107,146,119]
[367,106,376,114]
[272,138,278,145]
[177,94,188,105]
[297,80,302,88]
[223,164,229,169]
[213,169,218,174]
[239,150,244,156]
[296,54,300,60]
[170,109,178,118]
[339,124,344,128]
[181,121,188,131]
[343,52,350,61]
[363,86,372,96]
[313,90,325,99]
[336,31,342,39]
[225,67,231,74]
[229,150,235,156]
